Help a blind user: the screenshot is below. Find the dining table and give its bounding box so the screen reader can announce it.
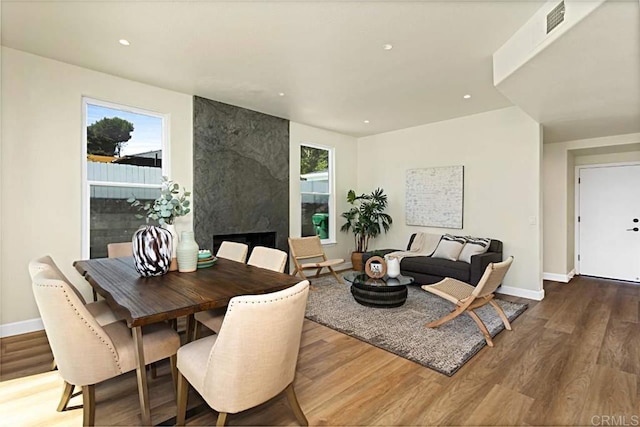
[73,256,302,426]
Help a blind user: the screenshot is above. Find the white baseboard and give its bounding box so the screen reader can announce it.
[497,285,545,301]
[543,269,576,283]
[0,318,44,338]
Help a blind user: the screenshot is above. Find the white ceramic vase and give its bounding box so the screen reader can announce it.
[177,231,199,273]
[163,223,179,271]
[386,256,401,278]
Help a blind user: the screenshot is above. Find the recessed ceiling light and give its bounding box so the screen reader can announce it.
[278,92,285,97]
[119,39,130,46]
[382,44,393,51]
[463,94,471,99]
[364,120,370,124]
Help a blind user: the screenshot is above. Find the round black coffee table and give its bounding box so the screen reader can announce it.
[342,272,414,308]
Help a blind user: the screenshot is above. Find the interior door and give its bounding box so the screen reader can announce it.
[578,164,640,282]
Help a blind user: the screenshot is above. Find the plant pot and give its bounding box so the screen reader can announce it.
[351,251,365,271]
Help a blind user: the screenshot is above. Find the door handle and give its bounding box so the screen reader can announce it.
[627,227,639,232]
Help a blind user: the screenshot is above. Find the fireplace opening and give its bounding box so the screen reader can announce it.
[212,232,277,256]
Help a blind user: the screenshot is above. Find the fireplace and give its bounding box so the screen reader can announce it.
[213,232,278,256]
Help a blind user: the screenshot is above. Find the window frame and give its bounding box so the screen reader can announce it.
[81,97,170,258]
[300,143,336,245]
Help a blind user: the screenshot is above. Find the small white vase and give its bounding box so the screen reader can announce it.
[386,256,401,278]
[163,223,179,271]
[177,231,199,273]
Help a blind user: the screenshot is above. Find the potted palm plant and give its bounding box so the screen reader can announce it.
[340,188,393,271]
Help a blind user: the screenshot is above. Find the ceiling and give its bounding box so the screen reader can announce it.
[1,1,638,141]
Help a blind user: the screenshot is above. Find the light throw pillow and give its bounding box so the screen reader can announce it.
[458,237,491,263]
[431,234,466,261]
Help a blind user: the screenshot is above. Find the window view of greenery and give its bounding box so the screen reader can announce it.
[300,145,331,239]
[86,103,164,258]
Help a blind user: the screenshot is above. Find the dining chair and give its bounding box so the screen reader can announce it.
[288,236,344,284]
[421,256,514,347]
[30,259,181,426]
[107,242,133,258]
[177,280,310,426]
[194,246,288,337]
[215,241,249,263]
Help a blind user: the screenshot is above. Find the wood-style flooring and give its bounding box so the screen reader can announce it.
[1,275,639,426]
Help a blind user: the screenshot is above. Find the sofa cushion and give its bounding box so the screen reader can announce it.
[401,256,470,282]
[458,237,491,263]
[431,234,466,261]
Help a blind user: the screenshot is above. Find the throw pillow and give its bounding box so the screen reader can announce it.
[458,237,491,263]
[431,234,466,261]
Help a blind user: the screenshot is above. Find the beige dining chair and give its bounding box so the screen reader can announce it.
[30,259,181,426]
[194,246,288,337]
[421,256,514,347]
[177,280,310,426]
[216,241,249,263]
[107,242,133,258]
[288,236,344,284]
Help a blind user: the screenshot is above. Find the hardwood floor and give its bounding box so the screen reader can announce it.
[1,275,639,425]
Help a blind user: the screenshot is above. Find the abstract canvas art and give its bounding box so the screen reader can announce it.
[406,166,464,228]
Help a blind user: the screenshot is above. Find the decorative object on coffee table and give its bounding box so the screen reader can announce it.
[386,255,401,278]
[131,225,172,277]
[127,176,191,272]
[340,188,393,271]
[364,256,387,279]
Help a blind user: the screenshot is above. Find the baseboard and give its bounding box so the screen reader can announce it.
[543,269,576,283]
[0,318,44,338]
[497,285,545,301]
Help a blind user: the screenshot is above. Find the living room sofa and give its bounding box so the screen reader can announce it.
[363,233,503,286]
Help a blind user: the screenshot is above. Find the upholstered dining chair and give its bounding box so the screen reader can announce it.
[30,259,181,426]
[177,280,310,427]
[288,236,344,284]
[215,241,249,263]
[107,242,133,258]
[193,246,289,337]
[421,256,514,347]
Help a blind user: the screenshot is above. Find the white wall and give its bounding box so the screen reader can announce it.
[543,132,640,279]
[0,47,193,333]
[289,122,358,266]
[357,107,543,299]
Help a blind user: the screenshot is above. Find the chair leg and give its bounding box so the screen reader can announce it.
[488,299,512,330]
[81,385,95,427]
[51,358,57,371]
[216,412,228,426]
[176,371,189,426]
[314,267,322,277]
[425,305,465,328]
[170,355,178,393]
[466,310,494,347]
[328,267,344,284]
[57,381,75,412]
[92,289,98,302]
[285,383,309,426]
[194,321,202,340]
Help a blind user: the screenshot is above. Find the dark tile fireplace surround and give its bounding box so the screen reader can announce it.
[193,96,290,256]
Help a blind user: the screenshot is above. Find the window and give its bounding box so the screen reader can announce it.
[82,98,168,258]
[300,144,334,243]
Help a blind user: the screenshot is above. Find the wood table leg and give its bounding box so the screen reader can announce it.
[185,314,195,343]
[132,326,152,426]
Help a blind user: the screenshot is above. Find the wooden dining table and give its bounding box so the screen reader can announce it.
[74,256,301,426]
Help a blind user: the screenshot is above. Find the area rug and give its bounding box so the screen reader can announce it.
[305,276,528,376]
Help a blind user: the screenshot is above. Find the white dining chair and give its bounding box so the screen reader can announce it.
[177,280,310,426]
[215,241,249,263]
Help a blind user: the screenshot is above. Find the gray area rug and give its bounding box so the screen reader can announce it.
[305,276,527,376]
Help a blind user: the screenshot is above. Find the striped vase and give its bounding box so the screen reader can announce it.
[132,225,172,277]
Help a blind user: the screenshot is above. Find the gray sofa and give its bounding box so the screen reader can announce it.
[363,233,503,286]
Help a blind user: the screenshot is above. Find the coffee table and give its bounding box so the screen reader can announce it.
[343,272,414,308]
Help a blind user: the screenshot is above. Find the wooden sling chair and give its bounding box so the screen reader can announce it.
[288,236,344,284]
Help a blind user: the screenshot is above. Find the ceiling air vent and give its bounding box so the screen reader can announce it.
[547,1,565,34]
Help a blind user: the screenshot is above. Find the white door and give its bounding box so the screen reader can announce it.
[578,164,640,282]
